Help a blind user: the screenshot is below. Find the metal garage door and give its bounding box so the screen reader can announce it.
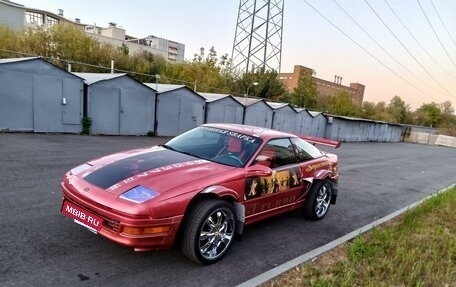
[90,86,120,135]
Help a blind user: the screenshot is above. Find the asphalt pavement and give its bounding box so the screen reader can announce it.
[0,133,455,287]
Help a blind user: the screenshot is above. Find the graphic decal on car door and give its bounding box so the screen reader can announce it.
[245,166,302,199]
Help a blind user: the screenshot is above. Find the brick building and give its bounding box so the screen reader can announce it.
[278,65,365,105]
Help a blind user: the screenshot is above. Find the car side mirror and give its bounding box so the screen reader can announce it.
[246,164,272,177]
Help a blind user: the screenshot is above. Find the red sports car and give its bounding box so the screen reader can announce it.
[61,124,340,264]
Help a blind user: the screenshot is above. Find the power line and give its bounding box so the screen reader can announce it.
[299,0,440,102]
[384,0,456,79]
[445,0,456,27]
[0,48,158,78]
[363,0,455,100]
[416,0,456,69]
[332,0,448,98]
[0,48,231,94]
[429,0,456,50]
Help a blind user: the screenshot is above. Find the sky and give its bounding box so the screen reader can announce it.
[19,0,456,110]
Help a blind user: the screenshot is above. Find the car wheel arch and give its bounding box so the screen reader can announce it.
[308,176,338,205]
[180,198,238,264]
[176,188,244,247]
[303,179,334,220]
[198,186,244,235]
[313,169,334,181]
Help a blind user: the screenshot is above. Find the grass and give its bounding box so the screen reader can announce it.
[265,186,456,287]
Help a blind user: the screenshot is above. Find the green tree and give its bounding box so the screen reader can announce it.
[360,101,377,120]
[50,24,112,70]
[0,24,167,79]
[327,91,361,116]
[315,93,332,112]
[290,68,318,109]
[372,102,394,122]
[440,100,454,115]
[139,51,167,78]
[438,101,456,133]
[387,96,407,123]
[415,102,441,127]
[238,69,287,100]
[0,25,22,58]
[161,46,235,93]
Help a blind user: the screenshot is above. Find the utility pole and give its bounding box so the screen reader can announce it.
[231,0,285,75]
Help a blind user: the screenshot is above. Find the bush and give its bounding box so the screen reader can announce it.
[81,117,92,135]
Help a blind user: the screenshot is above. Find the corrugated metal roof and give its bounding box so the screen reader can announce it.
[0,57,40,64]
[266,101,290,110]
[0,57,84,80]
[73,73,126,85]
[326,114,393,124]
[296,108,312,113]
[143,83,186,93]
[198,92,233,103]
[308,111,323,117]
[233,96,264,107]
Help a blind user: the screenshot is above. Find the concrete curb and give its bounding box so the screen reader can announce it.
[237,183,456,287]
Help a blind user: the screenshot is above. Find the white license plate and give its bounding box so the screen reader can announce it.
[74,219,98,234]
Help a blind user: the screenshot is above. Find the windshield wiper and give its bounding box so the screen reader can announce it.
[179,150,203,159]
[160,144,177,152]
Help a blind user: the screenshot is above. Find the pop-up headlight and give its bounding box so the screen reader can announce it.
[120,186,159,203]
[70,163,92,175]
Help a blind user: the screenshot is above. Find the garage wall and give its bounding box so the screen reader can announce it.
[0,69,34,131]
[32,75,82,133]
[325,117,402,142]
[271,106,297,133]
[120,87,155,135]
[87,76,156,135]
[156,88,205,136]
[89,86,120,135]
[0,58,410,142]
[243,101,273,128]
[296,110,313,135]
[310,114,327,137]
[206,97,244,124]
[0,59,83,133]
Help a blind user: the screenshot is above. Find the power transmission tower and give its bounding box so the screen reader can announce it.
[231,0,285,75]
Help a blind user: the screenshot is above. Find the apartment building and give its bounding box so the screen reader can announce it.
[0,0,185,62]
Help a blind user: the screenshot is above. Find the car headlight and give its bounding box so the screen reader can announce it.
[119,186,159,203]
[70,163,92,175]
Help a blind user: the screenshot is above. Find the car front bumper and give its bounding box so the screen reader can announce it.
[61,182,183,251]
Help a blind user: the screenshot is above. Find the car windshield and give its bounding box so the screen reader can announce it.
[164,126,263,167]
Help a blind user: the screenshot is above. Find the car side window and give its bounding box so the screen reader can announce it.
[290,137,323,161]
[259,138,297,168]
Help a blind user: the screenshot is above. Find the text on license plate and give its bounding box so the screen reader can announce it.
[61,200,103,231]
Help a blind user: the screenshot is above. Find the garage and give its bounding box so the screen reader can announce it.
[199,93,244,124]
[0,57,83,133]
[234,97,273,128]
[267,102,297,133]
[148,84,205,136]
[295,108,313,135]
[76,73,156,136]
[309,111,328,138]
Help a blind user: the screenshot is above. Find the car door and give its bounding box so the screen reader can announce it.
[243,138,306,223]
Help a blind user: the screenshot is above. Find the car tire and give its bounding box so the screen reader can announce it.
[303,180,332,220]
[181,199,236,264]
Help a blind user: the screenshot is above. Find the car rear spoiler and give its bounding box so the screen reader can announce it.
[299,135,341,149]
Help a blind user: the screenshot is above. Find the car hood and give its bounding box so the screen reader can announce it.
[76,146,235,195]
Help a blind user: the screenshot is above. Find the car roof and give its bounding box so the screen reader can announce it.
[202,123,297,140]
